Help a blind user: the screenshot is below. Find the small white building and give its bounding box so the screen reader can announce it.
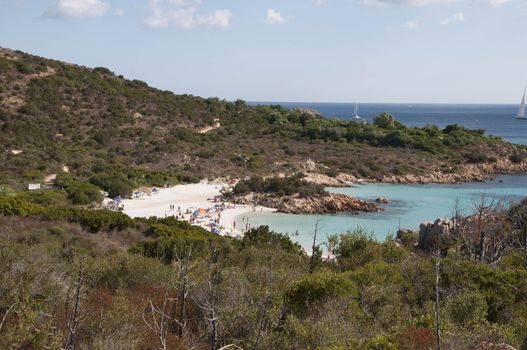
[28,183,41,191]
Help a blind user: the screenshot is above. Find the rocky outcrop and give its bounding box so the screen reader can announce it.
[235,193,382,214]
[303,172,359,187]
[418,218,454,250]
[377,159,527,184]
[375,197,390,204]
[304,157,527,186]
[270,193,382,214]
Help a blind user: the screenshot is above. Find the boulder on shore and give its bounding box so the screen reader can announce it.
[418,218,454,250]
[375,197,390,204]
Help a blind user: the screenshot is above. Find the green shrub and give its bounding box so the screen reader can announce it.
[0,197,43,216]
[446,290,487,328]
[89,172,133,198]
[373,113,398,129]
[56,175,103,205]
[510,152,525,164]
[466,152,489,163]
[241,225,302,253]
[231,175,325,197]
[131,219,224,263]
[286,272,356,315]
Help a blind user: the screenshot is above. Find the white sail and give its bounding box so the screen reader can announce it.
[518,86,526,118]
[353,103,360,119]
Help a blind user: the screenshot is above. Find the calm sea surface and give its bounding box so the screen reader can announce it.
[243,103,527,247]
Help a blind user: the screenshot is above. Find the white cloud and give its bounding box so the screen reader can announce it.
[44,0,110,19]
[265,8,288,25]
[440,12,464,25]
[489,0,511,6]
[402,19,420,29]
[144,0,231,29]
[198,9,231,28]
[364,0,458,7]
[114,8,125,17]
[314,0,327,5]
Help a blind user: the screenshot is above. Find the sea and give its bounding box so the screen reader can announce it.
[242,103,527,248]
[250,102,527,145]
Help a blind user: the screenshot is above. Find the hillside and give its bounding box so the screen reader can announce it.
[1,47,526,195]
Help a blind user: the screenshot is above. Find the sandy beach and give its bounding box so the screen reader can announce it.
[121,182,275,237]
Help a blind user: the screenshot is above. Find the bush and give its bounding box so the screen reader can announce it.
[447,290,487,328]
[241,226,302,253]
[56,176,103,205]
[510,152,525,164]
[373,113,398,129]
[466,152,489,163]
[0,197,43,216]
[286,272,356,315]
[231,175,326,197]
[130,219,224,263]
[89,173,134,198]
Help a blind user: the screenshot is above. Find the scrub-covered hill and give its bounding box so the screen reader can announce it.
[1,47,526,197]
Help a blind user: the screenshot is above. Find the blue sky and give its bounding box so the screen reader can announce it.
[1,0,526,103]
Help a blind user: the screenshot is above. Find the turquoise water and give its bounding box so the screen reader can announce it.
[238,175,527,249]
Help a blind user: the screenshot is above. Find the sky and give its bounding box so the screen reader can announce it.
[1,0,526,104]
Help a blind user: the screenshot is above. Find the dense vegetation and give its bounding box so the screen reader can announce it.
[229,174,327,198]
[1,192,527,349]
[2,47,527,349]
[1,47,526,198]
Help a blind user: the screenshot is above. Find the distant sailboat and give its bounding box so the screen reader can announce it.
[517,86,527,120]
[352,103,361,119]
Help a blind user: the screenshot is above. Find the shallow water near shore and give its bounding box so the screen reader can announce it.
[237,174,527,250]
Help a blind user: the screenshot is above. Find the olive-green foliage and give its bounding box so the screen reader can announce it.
[89,172,134,198]
[446,290,487,328]
[0,185,17,197]
[373,112,401,129]
[331,227,406,271]
[130,217,225,263]
[20,189,70,207]
[0,241,65,349]
[0,211,526,348]
[0,196,43,216]
[285,272,357,315]
[88,253,174,291]
[55,175,103,204]
[240,225,303,254]
[231,174,326,197]
[0,196,134,232]
[0,48,516,192]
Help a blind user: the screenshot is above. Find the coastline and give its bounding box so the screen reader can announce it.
[121,182,276,237]
[302,158,527,187]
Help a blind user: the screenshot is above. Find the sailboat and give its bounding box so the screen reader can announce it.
[516,86,527,120]
[352,103,361,120]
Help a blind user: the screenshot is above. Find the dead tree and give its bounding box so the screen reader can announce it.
[434,248,441,350]
[309,218,325,274]
[64,257,85,350]
[194,248,222,350]
[170,251,194,338]
[253,287,272,350]
[143,292,174,350]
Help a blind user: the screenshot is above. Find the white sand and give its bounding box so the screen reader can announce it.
[121,182,275,236]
